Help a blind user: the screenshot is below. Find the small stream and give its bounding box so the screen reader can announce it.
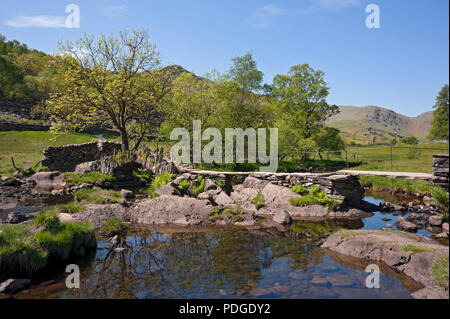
[14,227,421,299]
[3,191,438,299]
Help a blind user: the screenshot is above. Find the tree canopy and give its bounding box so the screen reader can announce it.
[428,84,449,141]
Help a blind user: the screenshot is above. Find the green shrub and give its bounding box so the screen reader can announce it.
[433,187,449,220]
[33,210,61,233]
[0,215,96,278]
[289,186,339,211]
[178,179,190,191]
[193,176,205,195]
[291,184,307,195]
[151,172,175,190]
[217,180,225,188]
[251,192,265,209]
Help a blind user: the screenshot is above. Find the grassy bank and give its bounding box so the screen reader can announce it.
[0,210,96,279]
[0,131,99,175]
[359,176,435,195]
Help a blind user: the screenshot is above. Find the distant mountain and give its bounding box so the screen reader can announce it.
[327,105,433,144]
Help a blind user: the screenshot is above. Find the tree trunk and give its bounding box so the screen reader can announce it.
[119,128,130,152]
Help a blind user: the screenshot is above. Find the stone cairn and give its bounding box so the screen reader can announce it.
[432,154,449,190]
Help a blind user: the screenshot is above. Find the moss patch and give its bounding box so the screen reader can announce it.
[431,255,449,293]
[402,244,435,254]
[251,192,265,209]
[65,172,115,187]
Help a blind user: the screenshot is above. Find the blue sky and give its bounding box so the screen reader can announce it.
[0,0,448,117]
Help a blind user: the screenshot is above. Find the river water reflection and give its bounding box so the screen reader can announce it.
[15,227,421,299]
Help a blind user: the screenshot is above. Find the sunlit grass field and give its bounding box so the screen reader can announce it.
[0,131,98,175]
[344,143,449,173]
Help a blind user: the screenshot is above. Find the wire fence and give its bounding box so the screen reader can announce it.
[284,144,449,173]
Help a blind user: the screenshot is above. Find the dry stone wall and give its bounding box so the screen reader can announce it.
[41,141,122,171]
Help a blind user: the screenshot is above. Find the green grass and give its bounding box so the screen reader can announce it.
[0,131,99,175]
[56,202,85,214]
[289,185,339,211]
[402,244,435,254]
[431,255,449,293]
[208,206,245,222]
[359,176,434,195]
[344,143,449,174]
[65,172,115,187]
[74,188,122,204]
[100,218,129,236]
[146,172,177,197]
[0,211,96,279]
[251,192,266,209]
[432,187,449,221]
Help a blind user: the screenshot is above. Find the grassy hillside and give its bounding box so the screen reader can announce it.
[0,131,98,175]
[327,105,433,144]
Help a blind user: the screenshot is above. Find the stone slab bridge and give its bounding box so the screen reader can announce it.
[336,170,433,181]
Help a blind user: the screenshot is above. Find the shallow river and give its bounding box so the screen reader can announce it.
[7,193,435,299]
[15,225,422,299]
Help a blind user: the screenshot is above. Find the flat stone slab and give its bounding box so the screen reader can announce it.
[337,170,433,181]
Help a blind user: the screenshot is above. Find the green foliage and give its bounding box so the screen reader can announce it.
[45,30,168,151]
[270,64,339,160]
[65,172,115,186]
[289,186,339,211]
[431,255,449,293]
[400,136,419,145]
[251,192,265,209]
[193,176,205,195]
[178,179,190,191]
[100,218,129,236]
[406,148,421,159]
[216,180,225,188]
[151,172,175,190]
[291,184,308,195]
[429,84,449,141]
[33,210,61,233]
[432,187,449,220]
[0,214,95,278]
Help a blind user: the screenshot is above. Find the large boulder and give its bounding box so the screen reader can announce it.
[27,171,66,193]
[395,217,418,232]
[321,229,449,299]
[71,203,129,228]
[129,195,212,225]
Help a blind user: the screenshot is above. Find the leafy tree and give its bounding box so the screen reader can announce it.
[160,72,219,142]
[400,136,419,145]
[313,127,345,160]
[390,138,397,145]
[215,53,273,130]
[270,64,339,160]
[428,84,449,141]
[45,30,173,151]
